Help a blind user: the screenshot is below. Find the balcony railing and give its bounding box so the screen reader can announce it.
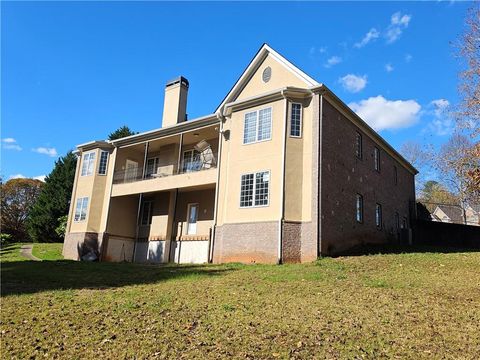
[113,158,217,185]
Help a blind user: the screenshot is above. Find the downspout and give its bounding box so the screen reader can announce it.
[278,90,288,264]
[210,113,224,263]
[132,141,149,262]
[318,93,324,257]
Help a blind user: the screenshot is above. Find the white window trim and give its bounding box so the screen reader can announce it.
[375,203,383,229]
[182,149,201,172]
[242,107,273,145]
[81,151,96,177]
[355,132,363,159]
[289,102,303,138]
[98,150,109,176]
[186,203,199,235]
[356,194,363,223]
[146,157,159,177]
[74,197,89,222]
[374,147,381,172]
[239,169,271,208]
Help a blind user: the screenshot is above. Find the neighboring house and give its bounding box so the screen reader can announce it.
[432,204,480,226]
[63,44,417,264]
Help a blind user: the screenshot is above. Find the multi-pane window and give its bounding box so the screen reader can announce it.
[98,151,109,175]
[81,152,96,176]
[355,132,362,159]
[394,166,398,185]
[356,194,363,223]
[243,107,272,144]
[140,201,153,226]
[290,103,302,137]
[74,197,89,222]
[374,147,380,172]
[240,173,254,207]
[240,171,270,207]
[375,203,382,229]
[182,150,201,172]
[146,157,159,177]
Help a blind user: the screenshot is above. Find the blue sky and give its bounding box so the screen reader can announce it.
[1,1,470,181]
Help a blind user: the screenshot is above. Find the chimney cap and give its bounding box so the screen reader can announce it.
[166,76,189,89]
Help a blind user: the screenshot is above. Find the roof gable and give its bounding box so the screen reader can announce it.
[216,44,319,113]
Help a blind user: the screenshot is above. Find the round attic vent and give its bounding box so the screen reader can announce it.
[262,67,272,83]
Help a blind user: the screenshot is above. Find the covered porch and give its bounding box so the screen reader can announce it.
[103,184,216,264]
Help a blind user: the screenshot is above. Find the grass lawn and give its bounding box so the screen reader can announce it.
[30,243,63,261]
[1,245,479,359]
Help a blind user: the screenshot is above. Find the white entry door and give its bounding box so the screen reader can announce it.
[186,203,199,235]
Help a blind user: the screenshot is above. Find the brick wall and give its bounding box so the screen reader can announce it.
[320,98,415,254]
[213,221,279,264]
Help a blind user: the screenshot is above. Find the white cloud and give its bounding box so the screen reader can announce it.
[339,74,368,93]
[385,12,412,44]
[33,175,46,182]
[348,96,421,131]
[8,174,26,180]
[32,147,58,157]
[427,99,453,135]
[324,56,342,68]
[405,54,413,63]
[2,138,22,151]
[354,28,380,48]
[385,63,394,72]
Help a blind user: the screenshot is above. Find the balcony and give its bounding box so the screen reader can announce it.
[111,130,219,197]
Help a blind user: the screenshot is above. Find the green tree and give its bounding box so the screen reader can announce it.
[27,152,77,242]
[0,178,43,241]
[108,126,137,140]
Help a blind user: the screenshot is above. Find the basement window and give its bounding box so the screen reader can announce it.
[81,152,96,176]
[240,171,270,208]
[74,197,89,222]
[290,103,302,138]
[243,107,272,144]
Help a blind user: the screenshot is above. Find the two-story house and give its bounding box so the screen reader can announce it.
[63,44,417,264]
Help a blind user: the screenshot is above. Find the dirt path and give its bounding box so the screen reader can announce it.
[19,244,41,261]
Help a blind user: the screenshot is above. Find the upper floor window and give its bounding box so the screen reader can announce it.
[74,197,89,222]
[140,201,153,226]
[243,107,272,144]
[374,147,380,172]
[394,165,398,185]
[290,103,302,137]
[355,132,362,159]
[98,151,109,175]
[240,171,270,208]
[81,152,96,176]
[182,150,201,173]
[375,203,382,229]
[146,157,159,177]
[356,194,364,223]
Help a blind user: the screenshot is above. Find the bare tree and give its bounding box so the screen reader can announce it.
[456,4,480,137]
[400,141,430,192]
[434,134,479,223]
